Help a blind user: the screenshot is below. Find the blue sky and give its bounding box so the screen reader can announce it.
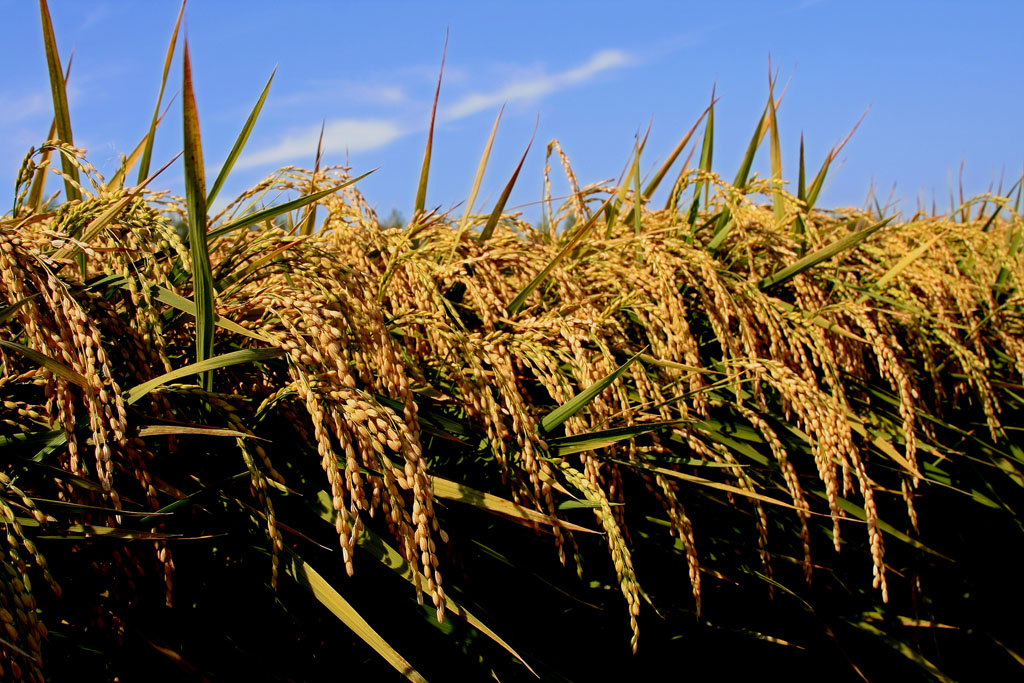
[1,1,1022,222]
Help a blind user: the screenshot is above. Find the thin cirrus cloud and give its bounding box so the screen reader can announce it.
[0,89,62,126]
[348,83,407,105]
[272,82,409,109]
[238,48,632,170]
[236,118,406,169]
[442,48,632,120]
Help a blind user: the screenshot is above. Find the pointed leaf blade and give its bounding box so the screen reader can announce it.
[642,106,709,202]
[478,119,535,243]
[182,38,216,391]
[733,105,768,189]
[540,349,646,433]
[460,105,503,233]
[766,70,785,226]
[54,153,181,261]
[430,476,597,533]
[288,552,428,683]
[123,348,284,405]
[759,216,894,291]
[138,0,185,182]
[0,339,89,389]
[551,420,689,456]
[110,99,174,190]
[38,0,79,204]
[297,119,324,236]
[327,511,538,677]
[26,116,58,213]
[506,195,613,316]
[207,67,276,208]
[685,87,715,228]
[207,171,373,241]
[414,30,447,217]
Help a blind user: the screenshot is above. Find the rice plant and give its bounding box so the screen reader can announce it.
[2,2,1023,680]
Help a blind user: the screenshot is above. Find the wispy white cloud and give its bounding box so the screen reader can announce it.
[443,49,632,121]
[0,78,86,127]
[347,84,407,105]
[239,49,633,170]
[239,118,406,169]
[0,91,52,126]
[274,81,408,109]
[80,3,112,30]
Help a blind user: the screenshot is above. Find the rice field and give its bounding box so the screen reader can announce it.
[2,2,1023,681]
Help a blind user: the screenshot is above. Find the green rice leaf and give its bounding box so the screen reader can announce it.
[605,128,648,237]
[430,476,597,534]
[21,419,87,463]
[829,494,951,561]
[705,88,779,253]
[414,30,447,219]
[0,295,37,325]
[325,507,537,677]
[642,105,709,203]
[806,110,865,210]
[136,425,261,439]
[12,517,187,540]
[138,0,185,183]
[978,202,1003,234]
[540,349,645,433]
[617,134,648,231]
[136,0,184,184]
[206,171,373,241]
[794,134,808,239]
[460,105,503,234]
[550,420,688,456]
[38,0,79,205]
[995,220,1021,297]
[797,133,807,202]
[844,619,955,682]
[373,394,472,442]
[478,118,535,243]
[557,500,604,510]
[766,69,785,227]
[622,460,802,512]
[123,348,284,405]
[288,551,428,683]
[446,105,503,262]
[110,99,174,190]
[684,86,715,228]
[991,637,1024,668]
[207,67,275,208]
[692,419,770,466]
[771,299,868,343]
[9,457,101,493]
[0,339,89,389]
[31,528,184,541]
[139,472,250,525]
[632,138,643,236]
[859,227,947,303]
[732,100,769,190]
[54,152,181,261]
[758,216,894,291]
[26,497,171,518]
[182,38,216,391]
[214,238,297,293]
[805,156,833,213]
[706,216,735,252]
[506,195,614,316]
[26,56,65,214]
[126,282,272,341]
[297,120,324,236]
